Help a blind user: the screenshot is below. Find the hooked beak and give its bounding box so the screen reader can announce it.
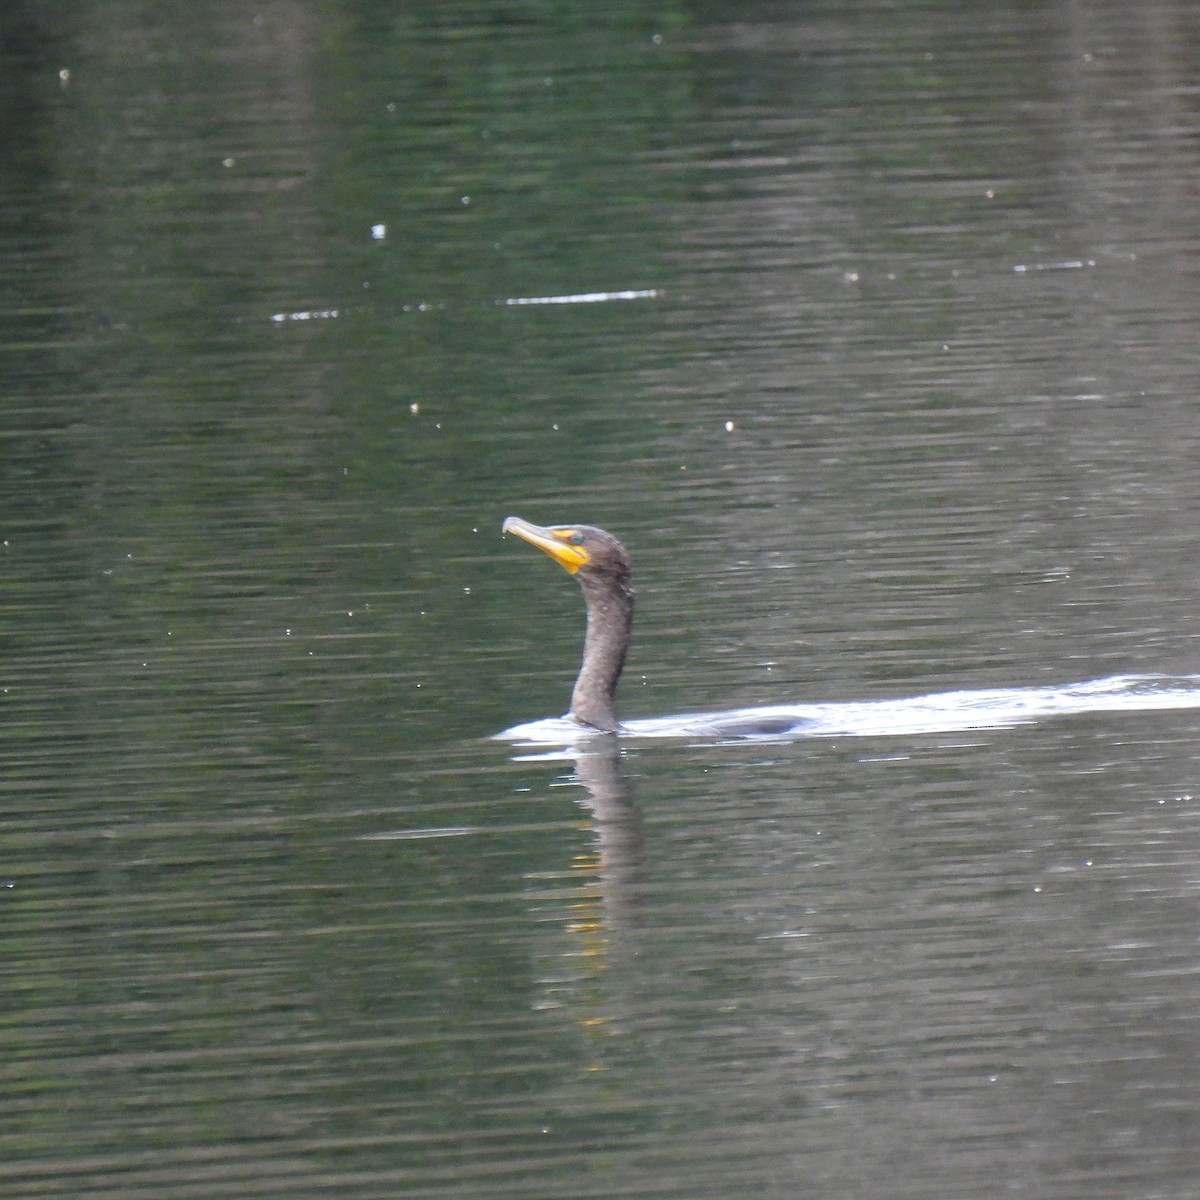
[502,516,589,574]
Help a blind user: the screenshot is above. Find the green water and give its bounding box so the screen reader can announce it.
[4,1,1200,1197]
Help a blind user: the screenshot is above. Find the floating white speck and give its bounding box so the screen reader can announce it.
[270,308,340,322]
[271,288,659,324]
[359,826,479,841]
[502,288,660,306]
[371,223,386,240]
[1013,259,1095,273]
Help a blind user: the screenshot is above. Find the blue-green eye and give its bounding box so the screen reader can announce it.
[568,533,583,545]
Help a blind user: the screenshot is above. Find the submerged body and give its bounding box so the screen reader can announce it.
[497,674,1200,746]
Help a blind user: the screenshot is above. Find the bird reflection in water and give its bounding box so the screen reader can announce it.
[524,738,645,1035]
[568,739,645,932]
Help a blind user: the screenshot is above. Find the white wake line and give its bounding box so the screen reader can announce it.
[497,674,1200,748]
[501,288,660,306]
[270,288,660,323]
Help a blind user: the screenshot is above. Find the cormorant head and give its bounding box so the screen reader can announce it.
[502,517,631,589]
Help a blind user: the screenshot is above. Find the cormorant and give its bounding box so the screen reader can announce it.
[502,517,632,732]
[500,518,1200,744]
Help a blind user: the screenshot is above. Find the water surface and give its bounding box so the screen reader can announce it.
[5,1,1200,1197]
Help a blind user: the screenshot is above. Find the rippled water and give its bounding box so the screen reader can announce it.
[5,1,1200,1197]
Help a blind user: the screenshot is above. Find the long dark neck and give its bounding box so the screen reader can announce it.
[569,574,633,732]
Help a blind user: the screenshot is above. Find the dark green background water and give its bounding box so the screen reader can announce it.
[5,2,1200,1196]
